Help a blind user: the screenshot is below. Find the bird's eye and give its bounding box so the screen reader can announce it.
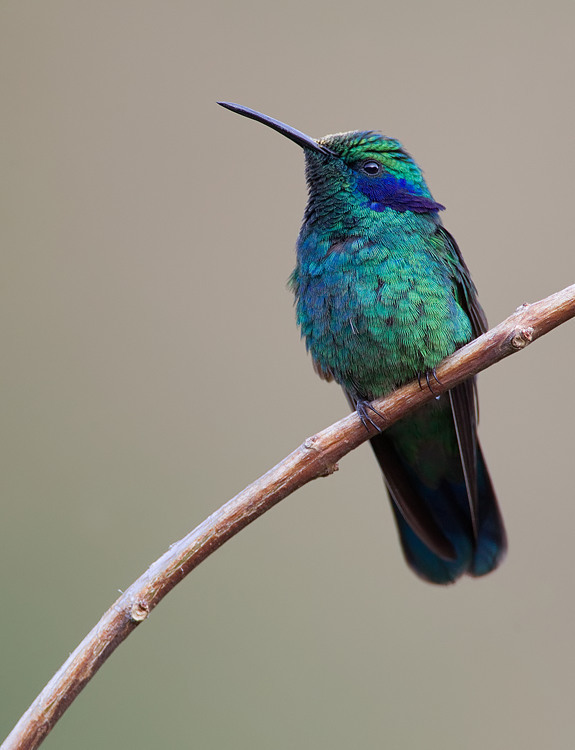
[360,160,382,176]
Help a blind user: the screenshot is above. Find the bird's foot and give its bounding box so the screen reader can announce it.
[417,368,442,396]
[356,400,385,432]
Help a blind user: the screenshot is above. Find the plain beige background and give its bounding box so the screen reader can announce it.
[1,1,574,747]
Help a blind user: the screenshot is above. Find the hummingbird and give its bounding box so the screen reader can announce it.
[218,102,506,584]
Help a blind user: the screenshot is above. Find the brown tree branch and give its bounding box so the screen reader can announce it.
[3,284,575,750]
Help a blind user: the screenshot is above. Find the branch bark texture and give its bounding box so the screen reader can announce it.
[3,284,575,750]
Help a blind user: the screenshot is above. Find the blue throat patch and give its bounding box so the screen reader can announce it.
[357,174,445,214]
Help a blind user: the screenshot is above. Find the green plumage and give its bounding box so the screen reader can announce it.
[220,102,506,584]
[291,211,474,397]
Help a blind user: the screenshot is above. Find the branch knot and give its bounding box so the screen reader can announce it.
[302,435,339,476]
[129,601,150,623]
[510,326,534,350]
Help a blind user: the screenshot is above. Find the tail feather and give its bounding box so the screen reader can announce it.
[391,505,471,584]
[369,394,506,584]
[470,444,507,576]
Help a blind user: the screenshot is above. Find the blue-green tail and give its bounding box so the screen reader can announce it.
[370,393,506,584]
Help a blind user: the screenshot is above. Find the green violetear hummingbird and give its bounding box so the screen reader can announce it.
[219,102,506,584]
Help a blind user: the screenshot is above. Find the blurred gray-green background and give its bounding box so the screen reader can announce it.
[1,1,574,747]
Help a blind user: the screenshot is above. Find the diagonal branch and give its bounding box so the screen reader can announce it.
[3,284,575,750]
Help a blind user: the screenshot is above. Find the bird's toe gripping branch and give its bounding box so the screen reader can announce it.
[417,368,442,396]
[356,400,386,432]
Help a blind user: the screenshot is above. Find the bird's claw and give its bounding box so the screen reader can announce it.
[417,368,442,396]
[356,400,385,432]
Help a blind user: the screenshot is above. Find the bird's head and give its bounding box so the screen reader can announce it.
[218,102,444,223]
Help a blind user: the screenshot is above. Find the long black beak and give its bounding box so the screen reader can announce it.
[218,102,333,156]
